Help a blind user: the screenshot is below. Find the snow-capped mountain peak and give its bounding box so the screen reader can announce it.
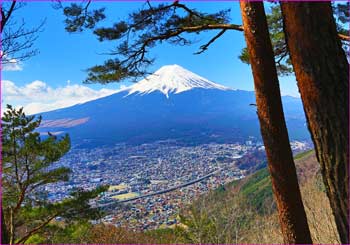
[119,64,231,98]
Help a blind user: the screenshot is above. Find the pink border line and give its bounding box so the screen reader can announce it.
[0,0,349,245]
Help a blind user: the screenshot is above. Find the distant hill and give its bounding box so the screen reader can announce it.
[37,65,309,147]
[178,150,340,244]
[220,150,317,215]
[183,150,318,221]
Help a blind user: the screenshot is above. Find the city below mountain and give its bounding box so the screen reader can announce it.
[38,64,309,147]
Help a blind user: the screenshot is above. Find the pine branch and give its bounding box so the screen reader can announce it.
[194,29,227,55]
[134,23,242,61]
[85,22,243,83]
[16,213,58,244]
[13,187,26,214]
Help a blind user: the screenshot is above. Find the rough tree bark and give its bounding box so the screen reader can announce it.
[239,2,312,244]
[280,2,349,244]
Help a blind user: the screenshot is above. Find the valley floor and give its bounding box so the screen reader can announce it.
[44,140,311,232]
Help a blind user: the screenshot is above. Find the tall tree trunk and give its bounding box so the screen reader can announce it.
[239,2,312,244]
[280,2,349,243]
[1,208,9,244]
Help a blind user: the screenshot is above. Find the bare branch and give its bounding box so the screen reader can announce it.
[194,29,227,55]
[131,23,241,62]
[1,18,45,64]
[276,50,288,66]
[1,0,16,31]
[338,33,350,41]
[146,0,153,11]
[140,24,241,49]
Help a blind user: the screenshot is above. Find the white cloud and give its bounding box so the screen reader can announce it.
[2,80,118,115]
[2,59,22,71]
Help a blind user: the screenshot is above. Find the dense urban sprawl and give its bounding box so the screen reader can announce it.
[46,139,311,230]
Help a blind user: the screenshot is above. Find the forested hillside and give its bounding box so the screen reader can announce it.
[176,150,339,244]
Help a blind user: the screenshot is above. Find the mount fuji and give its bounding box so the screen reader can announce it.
[38,65,308,147]
[120,64,231,98]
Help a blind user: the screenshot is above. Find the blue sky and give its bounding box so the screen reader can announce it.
[2,1,300,114]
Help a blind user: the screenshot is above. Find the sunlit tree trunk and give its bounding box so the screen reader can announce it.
[280,2,349,243]
[239,1,312,243]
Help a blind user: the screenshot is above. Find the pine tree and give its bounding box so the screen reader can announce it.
[60,1,312,243]
[1,105,107,244]
[280,2,349,243]
[238,3,349,76]
[59,1,349,83]
[59,1,350,242]
[239,2,312,243]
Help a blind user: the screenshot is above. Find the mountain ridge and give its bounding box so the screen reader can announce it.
[38,65,309,147]
[118,64,232,98]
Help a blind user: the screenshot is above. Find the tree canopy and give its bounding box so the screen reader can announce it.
[61,1,241,83]
[239,3,350,76]
[1,105,107,244]
[60,1,349,82]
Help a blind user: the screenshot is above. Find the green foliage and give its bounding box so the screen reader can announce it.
[145,227,186,244]
[176,150,317,243]
[47,221,92,244]
[239,4,349,76]
[333,2,350,56]
[60,1,349,82]
[333,2,350,33]
[238,47,250,64]
[24,234,46,244]
[238,5,292,76]
[61,1,232,83]
[179,206,220,243]
[179,192,256,244]
[214,184,226,194]
[294,149,314,160]
[85,58,140,85]
[238,150,316,214]
[1,105,107,244]
[240,168,274,214]
[23,221,93,244]
[63,2,105,33]
[2,105,71,209]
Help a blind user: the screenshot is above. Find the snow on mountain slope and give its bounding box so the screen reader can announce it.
[38,64,308,146]
[119,64,232,98]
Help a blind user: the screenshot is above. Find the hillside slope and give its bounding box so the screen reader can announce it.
[178,150,340,244]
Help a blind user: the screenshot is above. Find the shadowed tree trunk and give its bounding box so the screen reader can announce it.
[2,208,9,244]
[239,2,312,244]
[280,2,349,243]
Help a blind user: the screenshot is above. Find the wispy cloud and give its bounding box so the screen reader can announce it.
[2,59,23,71]
[2,80,118,115]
